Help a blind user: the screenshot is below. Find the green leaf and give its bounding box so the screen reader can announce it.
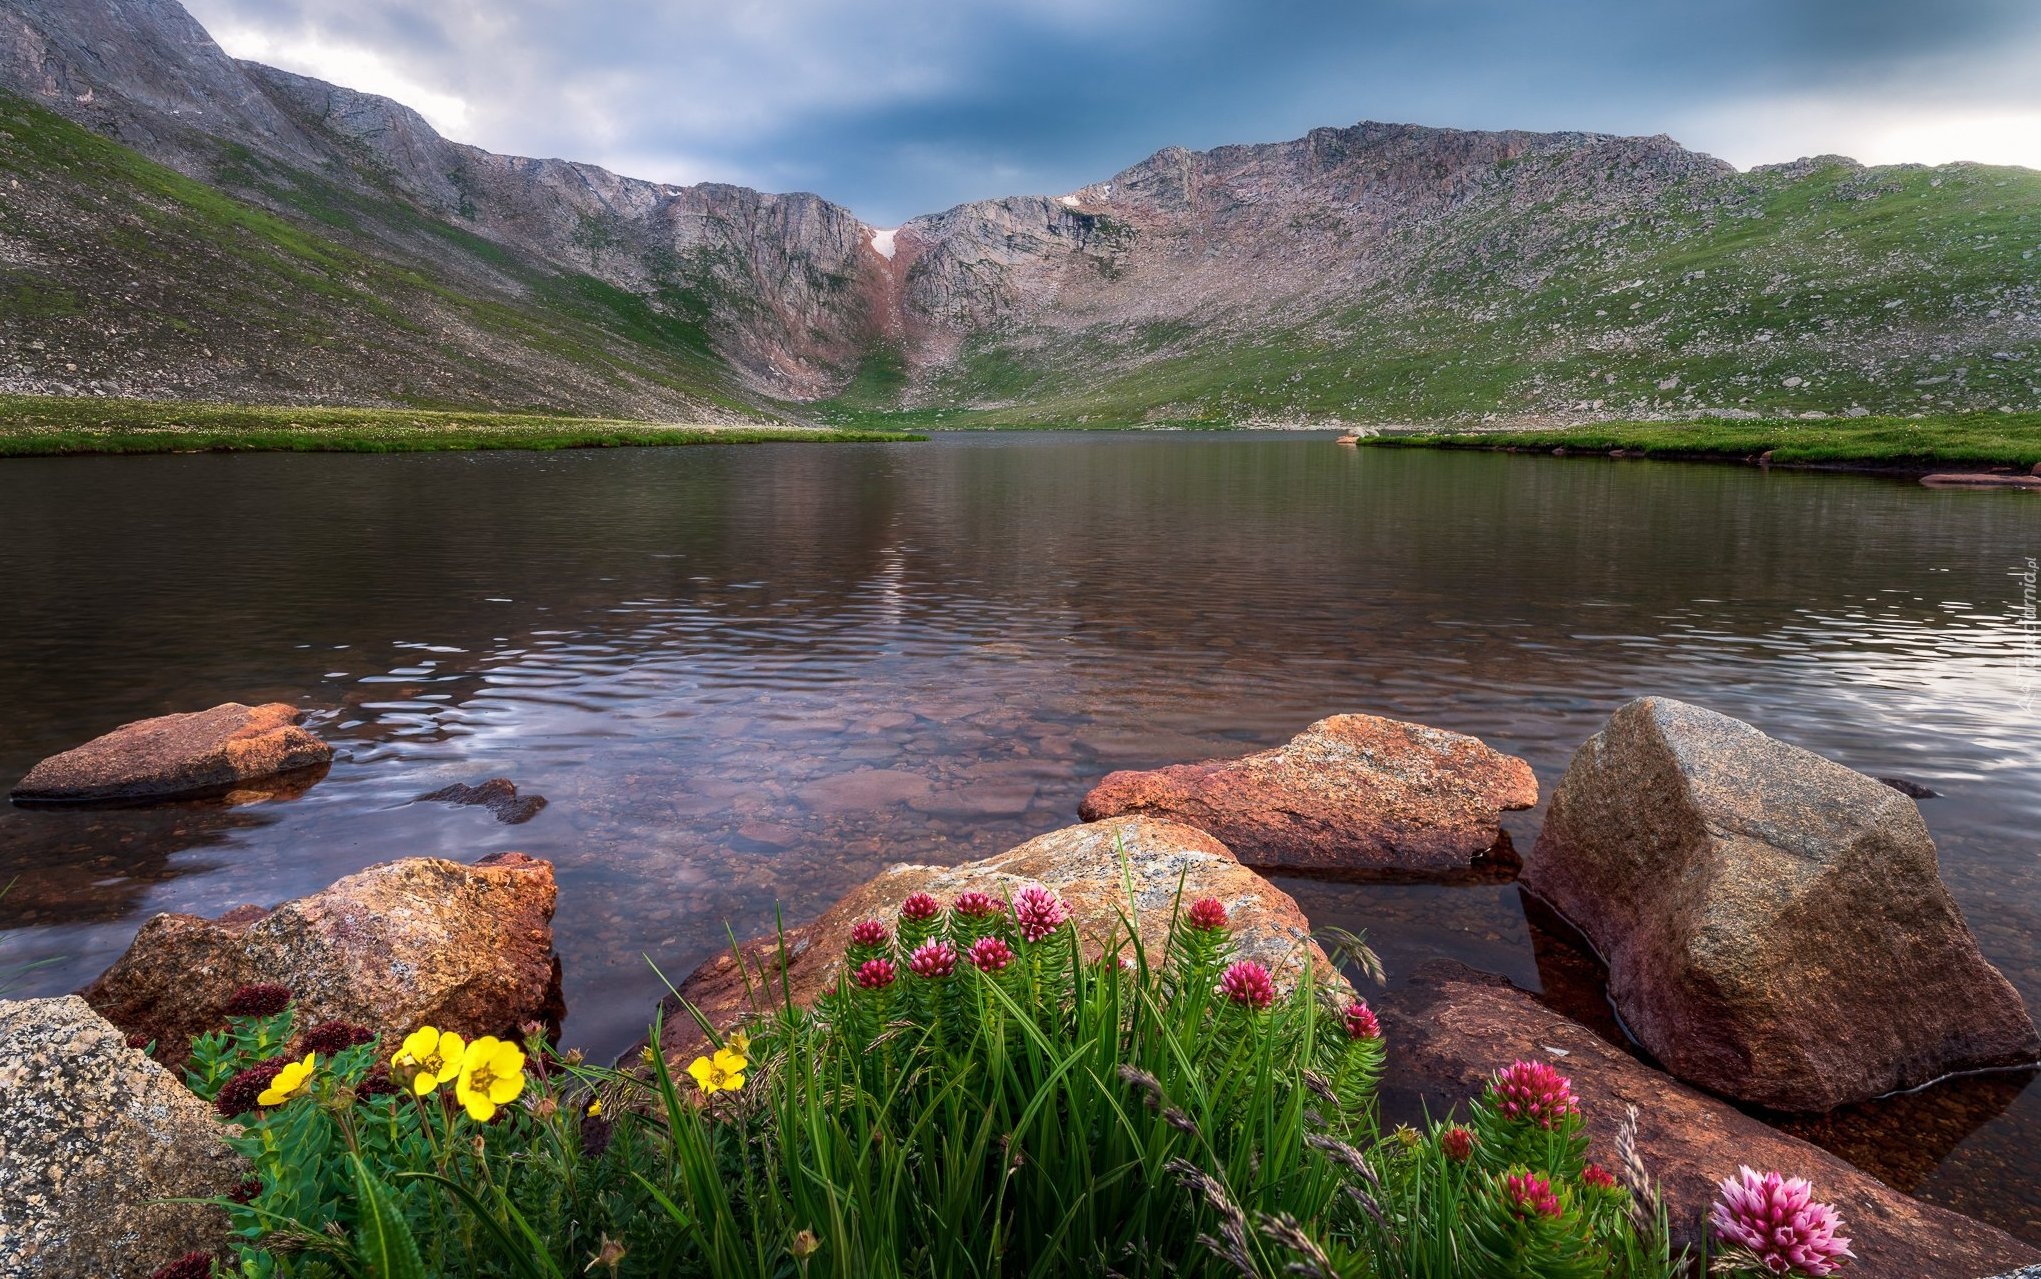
[348,1155,429,1279]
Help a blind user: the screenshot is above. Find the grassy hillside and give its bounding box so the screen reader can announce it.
[822,158,2041,430]
[0,95,770,418]
[0,395,918,456]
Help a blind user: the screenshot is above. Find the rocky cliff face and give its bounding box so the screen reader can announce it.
[4,0,2037,420]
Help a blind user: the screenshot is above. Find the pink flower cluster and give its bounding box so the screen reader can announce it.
[908,939,958,979]
[953,890,1004,918]
[1440,1125,1475,1163]
[1710,1167,1855,1277]
[1186,897,1228,930]
[849,919,890,948]
[900,892,942,922]
[1344,1000,1381,1040]
[968,937,1015,972]
[1218,960,1276,1010]
[1488,1059,1581,1130]
[1013,886,1069,943]
[854,958,897,990]
[1502,1171,1563,1220]
[1581,1164,1618,1192]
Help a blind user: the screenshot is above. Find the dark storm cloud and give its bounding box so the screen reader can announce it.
[183,0,2041,223]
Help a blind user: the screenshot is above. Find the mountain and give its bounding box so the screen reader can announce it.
[4,0,2038,424]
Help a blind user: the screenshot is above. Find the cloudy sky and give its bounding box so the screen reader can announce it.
[184,0,2041,225]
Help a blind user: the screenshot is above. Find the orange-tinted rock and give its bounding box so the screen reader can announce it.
[1078,714,1537,873]
[1378,963,2041,1279]
[10,702,331,804]
[654,816,1344,1063]
[83,853,561,1069]
[1523,697,2040,1111]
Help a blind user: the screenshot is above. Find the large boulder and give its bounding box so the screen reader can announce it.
[84,853,562,1070]
[1078,714,1537,873]
[10,702,331,804]
[1522,697,2040,1111]
[1378,963,2041,1279]
[655,816,1345,1062]
[0,996,247,1279]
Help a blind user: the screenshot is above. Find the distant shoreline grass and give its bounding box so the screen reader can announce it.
[0,395,922,457]
[1360,412,2041,472]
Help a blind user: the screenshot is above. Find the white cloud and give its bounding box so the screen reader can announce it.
[204,22,475,137]
[1681,94,2041,171]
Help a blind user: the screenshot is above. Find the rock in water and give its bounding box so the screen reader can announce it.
[1078,714,1537,873]
[1378,963,2041,1279]
[654,816,1344,1063]
[0,996,248,1278]
[83,853,561,1070]
[420,777,548,824]
[10,702,331,803]
[1522,696,2039,1111]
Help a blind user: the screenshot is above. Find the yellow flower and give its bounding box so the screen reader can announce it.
[257,1052,318,1106]
[392,1026,466,1097]
[586,1097,603,1117]
[724,1031,750,1061]
[686,1050,746,1095]
[455,1035,528,1122]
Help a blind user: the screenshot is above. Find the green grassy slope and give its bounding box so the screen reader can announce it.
[0,95,769,418]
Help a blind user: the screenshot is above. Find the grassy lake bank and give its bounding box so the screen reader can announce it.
[0,396,922,457]
[1359,412,2041,472]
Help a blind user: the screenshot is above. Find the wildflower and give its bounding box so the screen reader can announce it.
[1393,1125,1422,1150]
[900,892,942,921]
[854,957,898,990]
[1344,999,1381,1040]
[149,1252,216,1279]
[1186,897,1229,930]
[849,918,891,948]
[687,1045,747,1095]
[223,984,291,1018]
[908,938,958,979]
[1710,1167,1855,1277]
[532,1096,559,1120]
[355,1063,401,1101]
[587,1097,604,1117]
[792,1228,822,1261]
[1013,886,1070,942]
[300,1020,375,1056]
[725,1030,751,1059]
[1582,1164,1619,1191]
[953,890,1003,917]
[968,936,1015,972]
[1441,1125,1475,1163]
[228,1177,263,1204]
[1502,1170,1564,1220]
[1217,959,1276,1010]
[586,1233,628,1276]
[255,1052,317,1107]
[1488,1059,1581,1130]
[455,1036,529,1122]
[214,1059,287,1118]
[392,1026,466,1096]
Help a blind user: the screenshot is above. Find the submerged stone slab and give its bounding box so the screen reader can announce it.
[1523,696,2040,1111]
[1079,713,1536,873]
[10,701,331,803]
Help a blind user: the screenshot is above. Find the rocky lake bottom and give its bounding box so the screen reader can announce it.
[2,430,2038,1240]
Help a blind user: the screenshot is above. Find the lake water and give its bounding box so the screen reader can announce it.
[1,431,2037,1237]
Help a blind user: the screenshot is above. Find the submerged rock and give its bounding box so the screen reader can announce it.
[83,853,562,1070]
[420,777,548,824]
[1078,713,1536,873]
[654,816,1344,1063]
[1378,963,2041,1279]
[10,702,331,804]
[1522,696,2039,1111]
[0,996,247,1279]
[1876,776,1939,799]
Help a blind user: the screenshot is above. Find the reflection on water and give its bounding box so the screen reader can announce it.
[0,433,2037,1236]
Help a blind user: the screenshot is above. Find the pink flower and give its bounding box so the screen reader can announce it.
[953,891,1004,918]
[1217,960,1276,1010]
[1013,886,1069,943]
[968,937,1015,972]
[1488,1059,1581,1130]
[1186,897,1228,930]
[1581,1164,1618,1191]
[900,892,942,921]
[849,919,890,948]
[907,939,958,979]
[853,958,897,990]
[1441,1125,1475,1163]
[1344,1000,1381,1040]
[1710,1167,1855,1277]
[1502,1171,1563,1220]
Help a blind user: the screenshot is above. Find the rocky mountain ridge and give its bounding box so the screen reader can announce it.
[3,0,2038,422]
